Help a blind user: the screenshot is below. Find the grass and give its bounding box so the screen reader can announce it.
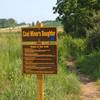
[0,32,81,100]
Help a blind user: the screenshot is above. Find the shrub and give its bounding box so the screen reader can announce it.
[58,32,66,39]
[63,35,86,59]
[76,51,100,80]
[86,29,100,52]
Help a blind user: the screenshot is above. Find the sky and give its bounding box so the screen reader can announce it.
[0,0,58,23]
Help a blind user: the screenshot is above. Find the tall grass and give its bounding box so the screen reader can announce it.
[0,32,81,100]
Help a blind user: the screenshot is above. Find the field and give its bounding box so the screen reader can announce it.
[0,0,100,99]
[0,26,64,33]
[0,31,100,100]
[0,32,81,100]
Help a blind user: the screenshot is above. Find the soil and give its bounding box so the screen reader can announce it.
[66,60,100,100]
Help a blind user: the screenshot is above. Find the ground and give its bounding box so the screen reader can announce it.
[66,60,100,100]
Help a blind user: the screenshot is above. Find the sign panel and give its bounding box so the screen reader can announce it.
[22,27,57,74]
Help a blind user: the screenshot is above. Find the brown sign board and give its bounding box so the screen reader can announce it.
[22,27,57,74]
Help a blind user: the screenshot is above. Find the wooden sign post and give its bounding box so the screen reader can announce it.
[22,22,57,100]
[37,74,44,100]
[36,22,44,100]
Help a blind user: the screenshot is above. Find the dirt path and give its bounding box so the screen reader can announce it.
[66,60,100,100]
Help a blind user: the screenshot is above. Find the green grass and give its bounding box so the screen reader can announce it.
[0,32,81,100]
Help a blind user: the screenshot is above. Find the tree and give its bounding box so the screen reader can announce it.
[32,22,35,26]
[0,19,9,28]
[0,18,17,28]
[53,0,100,37]
[8,18,17,27]
[18,22,26,26]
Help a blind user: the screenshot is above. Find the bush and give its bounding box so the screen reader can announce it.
[58,32,66,39]
[76,51,100,80]
[63,35,86,59]
[86,29,100,52]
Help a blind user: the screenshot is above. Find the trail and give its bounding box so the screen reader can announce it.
[66,60,100,100]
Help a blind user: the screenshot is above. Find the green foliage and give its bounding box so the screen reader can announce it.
[8,18,17,27]
[0,18,17,28]
[58,37,67,64]
[53,0,100,37]
[0,19,9,28]
[58,32,66,39]
[57,32,100,81]
[93,13,100,28]
[62,35,86,58]
[86,29,100,52]
[76,51,100,80]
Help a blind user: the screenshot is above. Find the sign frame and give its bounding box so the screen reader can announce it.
[22,27,58,74]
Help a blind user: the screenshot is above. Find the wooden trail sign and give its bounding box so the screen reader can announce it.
[22,27,57,74]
